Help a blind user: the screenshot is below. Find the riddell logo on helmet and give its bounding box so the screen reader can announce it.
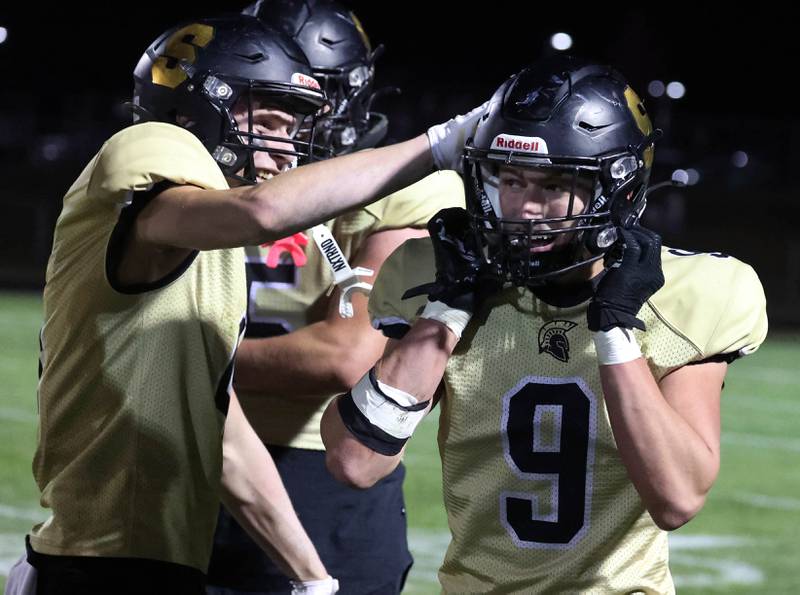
[491,134,548,154]
[292,73,321,90]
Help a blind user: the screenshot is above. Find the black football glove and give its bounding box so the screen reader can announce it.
[402,207,494,312]
[587,225,665,332]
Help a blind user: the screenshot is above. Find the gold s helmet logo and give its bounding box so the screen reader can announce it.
[151,24,215,89]
[624,86,654,168]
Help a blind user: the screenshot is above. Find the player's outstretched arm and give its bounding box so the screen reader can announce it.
[234,227,428,397]
[134,102,486,254]
[115,105,486,287]
[220,390,333,584]
[134,135,431,253]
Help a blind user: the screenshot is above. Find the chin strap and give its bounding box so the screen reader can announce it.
[310,225,373,318]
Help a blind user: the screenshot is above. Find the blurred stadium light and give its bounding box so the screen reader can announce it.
[732,151,749,168]
[550,32,572,51]
[666,81,686,99]
[648,80,666,98]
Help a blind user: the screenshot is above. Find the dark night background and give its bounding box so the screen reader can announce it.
[0,5,797,325]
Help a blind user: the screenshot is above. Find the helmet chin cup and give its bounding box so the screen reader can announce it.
[584,225,618,255]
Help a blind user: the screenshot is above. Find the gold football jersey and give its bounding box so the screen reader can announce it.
[31,122,247,572]
[238,171,465,450]
[370,239,767,594]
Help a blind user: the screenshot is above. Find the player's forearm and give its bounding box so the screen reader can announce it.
[599,359,718,530]
[321,320,453,488]
[234,322,384,397]
[221,474,327,580]
[221,476,327,581]
[376,319,458,401]
[245,135,433,243]
[234,331,348,397]
[220,394,328,580]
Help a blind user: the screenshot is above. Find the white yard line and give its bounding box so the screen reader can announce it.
[0,504,45,523]
[724,393,800,415]
[722,431,800,453]
[407,530,765,591]
[669,534,752,549]
[670,535,763,587]
[0,407,36,424]
[671,555,764,587]
[406,528,448,588]
[727,367,800,386]
[731,492,800,511]
[0,533,28,578]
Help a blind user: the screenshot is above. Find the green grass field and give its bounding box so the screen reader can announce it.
[1,291,799,593]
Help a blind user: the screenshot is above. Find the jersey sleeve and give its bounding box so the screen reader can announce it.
[703,260,767,358]
[368,237,436,339]
[365,170,466,232]
[647,249,768,362]
[88,122,228,200]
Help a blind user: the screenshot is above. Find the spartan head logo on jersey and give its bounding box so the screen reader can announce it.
[538,320,578,362]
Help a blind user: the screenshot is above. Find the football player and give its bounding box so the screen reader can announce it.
[22,13,482,595]
[320,56,768,593]
[206,2,464,593]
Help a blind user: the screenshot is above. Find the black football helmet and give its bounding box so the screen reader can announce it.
[244,0,388,155]
[464,55,660,286]
[132,15,328,182]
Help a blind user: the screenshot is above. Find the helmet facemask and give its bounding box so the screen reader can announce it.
[301,46,387,156]
[464,144,650,287]
[188,73,328,184]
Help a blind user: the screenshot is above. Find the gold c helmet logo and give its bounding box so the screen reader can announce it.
[151,24,215,89]
[624,86,654,168]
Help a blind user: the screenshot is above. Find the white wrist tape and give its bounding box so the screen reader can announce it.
[419,300,472,340]
[351,371,429,439]
[290,576,339,595]
[593,327,642,365]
